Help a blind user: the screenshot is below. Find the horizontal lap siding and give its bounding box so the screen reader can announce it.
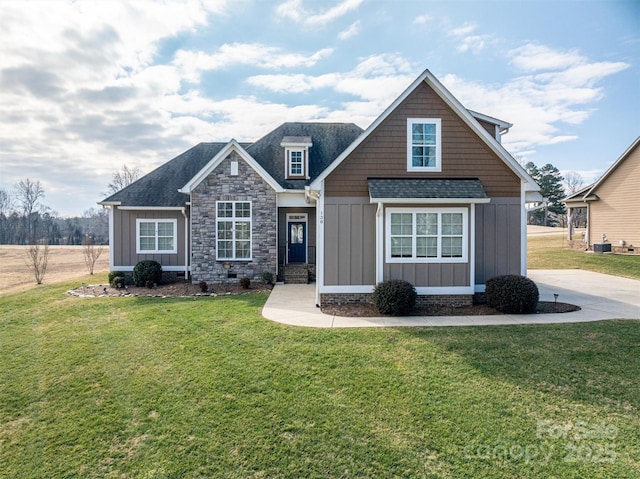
[474,198,521,284]
[324,82,521,198]
[589,144,640,248]
[323,198,376,286]
[113,209,187,267]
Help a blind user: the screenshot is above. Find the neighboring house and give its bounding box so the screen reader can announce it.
[564,136,640,252]
[99,69,541,307]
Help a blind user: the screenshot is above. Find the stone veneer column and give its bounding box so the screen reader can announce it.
[190,151,277,283]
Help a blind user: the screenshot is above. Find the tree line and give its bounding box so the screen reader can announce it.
[0,166,140,245]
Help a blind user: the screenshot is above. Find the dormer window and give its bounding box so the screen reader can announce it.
[288,149,304,177]
[281,136,312,180]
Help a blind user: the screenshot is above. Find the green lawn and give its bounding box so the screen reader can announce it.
[528,233,640,280]
[1,276,639,478]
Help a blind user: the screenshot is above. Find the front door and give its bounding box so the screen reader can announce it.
[288,222,306,263]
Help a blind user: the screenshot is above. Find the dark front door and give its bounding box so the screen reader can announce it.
[288,222,306,263]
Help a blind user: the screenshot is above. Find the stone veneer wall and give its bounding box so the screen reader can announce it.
[191,151,277,283]
[320,293,473,308]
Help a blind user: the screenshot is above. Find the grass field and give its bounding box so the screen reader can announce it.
[528,233,640,280]
[1,276,639,478]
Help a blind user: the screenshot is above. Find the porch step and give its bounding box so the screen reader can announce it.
[284,264,309,284]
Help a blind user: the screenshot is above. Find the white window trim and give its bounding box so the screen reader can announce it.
[407,118,442,172]
[285,147,308,179]
[136,218,178,254]
[385,207,468,263]
[216,201,252,261]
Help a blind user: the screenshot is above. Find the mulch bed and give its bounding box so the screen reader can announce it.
[321,301,580,317]
[68,281,273,298]
[68,283,580,318]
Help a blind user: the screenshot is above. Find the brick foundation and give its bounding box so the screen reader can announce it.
[320,293,473,308]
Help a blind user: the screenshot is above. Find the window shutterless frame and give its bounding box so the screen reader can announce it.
[216,201,252,260]
[385,207,468,263]
[136,219,178,254]
[407,118,442,172]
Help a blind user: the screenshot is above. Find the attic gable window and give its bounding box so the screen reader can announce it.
[281,136,312,180]
[407,118,441,172]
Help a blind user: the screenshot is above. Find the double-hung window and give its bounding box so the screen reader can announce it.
[136,219,177,254]
[386,208,467,263]
[407,118,441,171]
[216,201,251,260]
[288,149,304,177]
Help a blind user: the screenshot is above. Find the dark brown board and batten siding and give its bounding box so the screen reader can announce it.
[324,81,521,198]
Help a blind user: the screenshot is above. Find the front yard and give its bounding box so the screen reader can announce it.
[1,276,639,478]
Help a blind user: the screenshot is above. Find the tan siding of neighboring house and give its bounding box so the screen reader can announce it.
[324,81,521,198]
[112,208,187,268]
[588,143,640,249]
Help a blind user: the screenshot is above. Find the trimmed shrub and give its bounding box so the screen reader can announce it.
[112,276,125,289]
[261,271,274,285]
[373,279,417,316]
[239,277,251,289]
[133,260,162,287]
[108,271,126,287]
[485,274,539,314]
[198,281,208,292]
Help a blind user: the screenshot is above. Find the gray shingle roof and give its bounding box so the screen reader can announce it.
[101,142,230,207]
[368,178,488,200]
[246,122,363,190]
[100,123,364,207]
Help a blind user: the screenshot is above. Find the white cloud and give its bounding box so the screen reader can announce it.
[247,54,416,104]
[413,14,433,25]
[338,20,361,40]
[447,21,494,53]
[173,44,333,82]
[275,0,364,27]
[440,42,630,156]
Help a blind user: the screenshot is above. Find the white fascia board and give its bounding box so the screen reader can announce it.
[468,110,513,129]
[525,191,544,203]
[117,206,185,211]
[369,197,491,204]
[98,201,121,206]
[179,139,284,194]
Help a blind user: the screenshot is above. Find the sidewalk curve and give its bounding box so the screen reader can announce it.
[262,270,640,328]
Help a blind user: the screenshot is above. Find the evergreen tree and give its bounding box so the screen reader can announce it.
[525,162,566,226]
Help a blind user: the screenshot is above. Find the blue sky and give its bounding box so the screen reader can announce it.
[0,0,638,217]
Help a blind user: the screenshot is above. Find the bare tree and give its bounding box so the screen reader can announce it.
[14,179,45,244]
[25,241,50,284]
[564,171,584,195]
[105,164,141,195]
[0,187,12,216]
[82,234,104,275]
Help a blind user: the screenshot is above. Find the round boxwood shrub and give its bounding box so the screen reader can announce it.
[485,274,539,314]
[373,279,417,316]
[239,277,251,289]
[132,260,162,287]
[108,271,126,287]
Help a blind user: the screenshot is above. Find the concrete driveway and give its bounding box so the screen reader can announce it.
[262,270,640,328]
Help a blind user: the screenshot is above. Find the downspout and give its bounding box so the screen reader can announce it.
[181,206,189,279]
[376,202,384,284]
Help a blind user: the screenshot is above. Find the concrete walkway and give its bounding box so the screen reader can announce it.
[262,270,640,328]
